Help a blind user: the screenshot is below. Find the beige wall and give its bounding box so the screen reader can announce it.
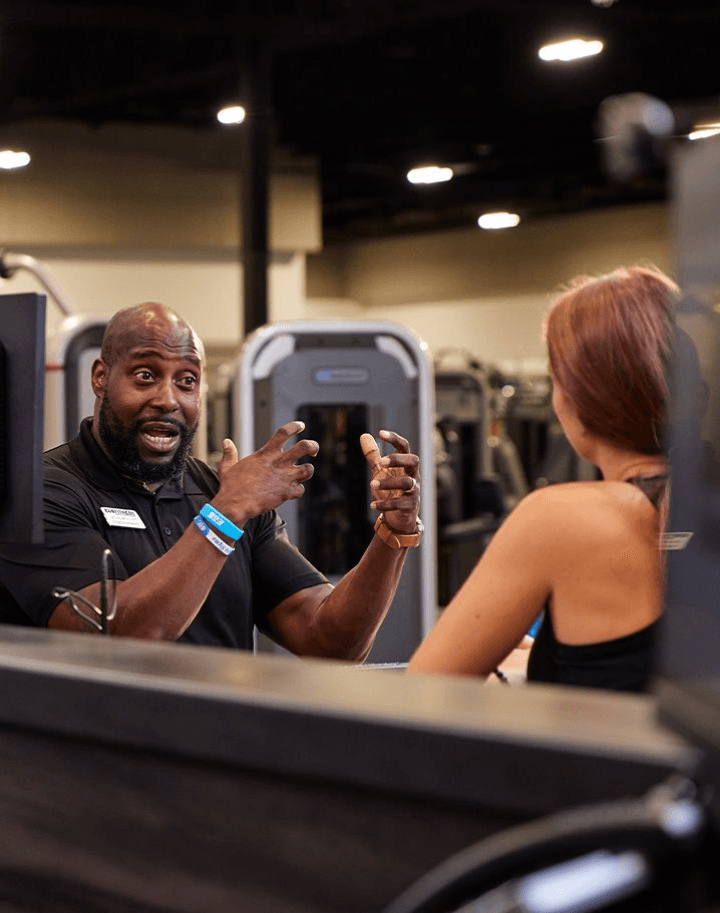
[0,119,673,374]
[4,252,308,347]
[0,119,322,254]
[0,119,322,347]
[307,203,672,370]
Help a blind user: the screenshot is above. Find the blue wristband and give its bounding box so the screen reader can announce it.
[199,503,243,542]
[193,516,235,557]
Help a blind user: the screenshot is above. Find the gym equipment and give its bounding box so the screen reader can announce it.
[433,352,506,606]
[499,371,597,490]
[235,319,436,663]
[45,313,109,449]
[0,250,75,318]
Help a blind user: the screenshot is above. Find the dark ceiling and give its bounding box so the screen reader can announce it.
[1,0,719,245]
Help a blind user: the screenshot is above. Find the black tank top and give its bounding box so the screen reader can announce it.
[526,474,667,693]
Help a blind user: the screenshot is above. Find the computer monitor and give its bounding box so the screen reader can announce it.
[0,293,46,544]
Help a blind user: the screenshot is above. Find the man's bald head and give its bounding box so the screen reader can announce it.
[100,303,205,367]
[91,302,204,486]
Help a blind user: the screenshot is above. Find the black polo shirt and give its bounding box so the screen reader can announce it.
[0,419,327,649]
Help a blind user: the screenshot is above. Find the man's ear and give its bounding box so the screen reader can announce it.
[91,358,108,399]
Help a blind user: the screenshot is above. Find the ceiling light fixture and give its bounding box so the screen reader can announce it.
[407,165,454,185]
[539,38,604,62]
[0,150,30,170]
[478,211,520,230]
[688,122,720,141]
[217,104,246,125]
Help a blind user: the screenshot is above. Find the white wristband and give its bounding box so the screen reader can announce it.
[193,515,235,557]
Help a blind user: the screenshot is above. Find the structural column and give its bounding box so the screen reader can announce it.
[240,41,272,337]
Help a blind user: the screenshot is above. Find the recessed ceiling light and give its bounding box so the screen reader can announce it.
[539,38,604,62]
[407,165,454,185]
[217,105,246,125]
[688,122,720,141]
[478,211,520,230]
[0,150,30,170]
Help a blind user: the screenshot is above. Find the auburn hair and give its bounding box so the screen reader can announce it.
[543,266,678,455]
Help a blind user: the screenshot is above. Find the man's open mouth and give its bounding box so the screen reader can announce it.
[138,423,181,454]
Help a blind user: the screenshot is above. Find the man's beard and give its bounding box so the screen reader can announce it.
[97,393,197,486]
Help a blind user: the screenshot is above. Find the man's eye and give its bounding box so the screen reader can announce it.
[178,375,197,388]
[136,371,154,382]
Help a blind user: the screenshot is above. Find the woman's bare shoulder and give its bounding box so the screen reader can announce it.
[510,480,653,544]
[516,480,625,510]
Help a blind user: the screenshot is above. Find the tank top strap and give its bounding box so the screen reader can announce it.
[624,473,668,510]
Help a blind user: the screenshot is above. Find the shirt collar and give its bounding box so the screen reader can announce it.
[71,418,202,498]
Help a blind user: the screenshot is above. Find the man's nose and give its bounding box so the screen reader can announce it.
[150,378,179,411]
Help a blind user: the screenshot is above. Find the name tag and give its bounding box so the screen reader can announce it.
[101,507,147,529]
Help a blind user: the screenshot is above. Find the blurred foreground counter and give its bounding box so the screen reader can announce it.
[0,625,698,913]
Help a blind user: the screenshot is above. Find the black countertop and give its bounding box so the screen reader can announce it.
[0,624,698,818]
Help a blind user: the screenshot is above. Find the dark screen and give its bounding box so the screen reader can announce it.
[0,293,46,544]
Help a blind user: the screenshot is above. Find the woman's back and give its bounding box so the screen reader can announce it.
[407,264,676,693]
[525,476,666,691]
[407,473,665,686]
[540,478,664,644]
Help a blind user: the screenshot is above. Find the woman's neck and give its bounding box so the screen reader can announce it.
[592,442,667,482]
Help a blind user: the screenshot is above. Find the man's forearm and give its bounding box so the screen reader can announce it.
[303,536,409,661]
[48,522,230,639]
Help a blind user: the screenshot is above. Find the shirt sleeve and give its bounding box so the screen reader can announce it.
[0,470,129,627]
[248,511,329,621]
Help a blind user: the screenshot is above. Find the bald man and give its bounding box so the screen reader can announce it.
[0,303,422,658]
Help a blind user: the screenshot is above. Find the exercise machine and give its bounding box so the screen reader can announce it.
[235,319,437,663]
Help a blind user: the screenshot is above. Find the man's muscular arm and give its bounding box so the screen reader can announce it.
[49,422,318,639]
[262,430,422,660]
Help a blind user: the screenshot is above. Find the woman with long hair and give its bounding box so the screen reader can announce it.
[409,265,678,692]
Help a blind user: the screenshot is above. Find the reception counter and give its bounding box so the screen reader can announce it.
[0,625,698,912]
